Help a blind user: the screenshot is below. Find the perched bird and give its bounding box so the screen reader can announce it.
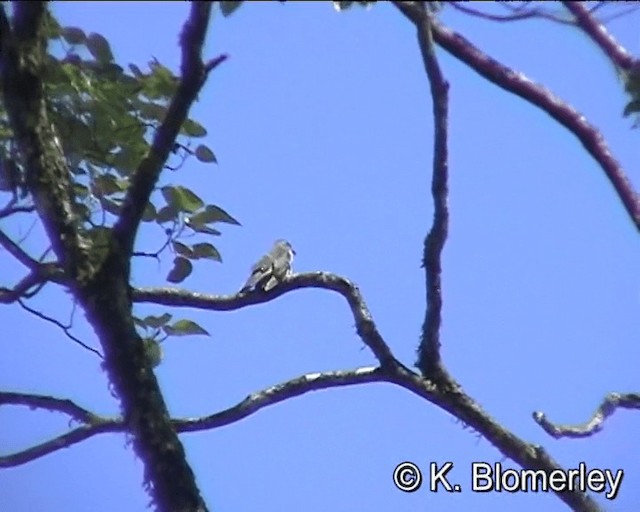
[241,239,295,292]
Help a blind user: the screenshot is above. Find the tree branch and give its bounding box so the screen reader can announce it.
[394,1,640,231]
[0,368,384,467]
[388,364,603,512]
[64,7,224,511]
[412,7,450,375]
[0,228,39,270]
[0,272,43,303]
[562,1,637,70]
[0,391,103,423]
[113,3,226,258]
[533,392,640,439]
[0,203,35,220]
[175,366,386,432]
[132,272,603,510]
[450,2,576,25]
[0,262,65,303]
[0,391,119,467]
[0,3,91,278]
[133,272,396,367]
[0,364,605,510]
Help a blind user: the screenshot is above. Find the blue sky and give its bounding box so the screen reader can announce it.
[1,2,639,511]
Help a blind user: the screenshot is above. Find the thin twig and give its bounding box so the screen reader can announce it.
[451,2,575,25]
[17,299,103,358]
[533,392,640,438]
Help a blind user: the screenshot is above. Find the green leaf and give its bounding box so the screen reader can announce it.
[156,204,179,224]
[73,183,90,197]
[623,68,640,94]
[172,241,193,258]
[136,100,168,122]
[61,26,86,45]
[86,33,114,63]
[142,202,157,222]
[167,256,193,283]
[143,313,173,329]
[333,1,354,11]
[623,99,640,117]
[182,119,208,137]
[333,0,375,11]
[185,209,215,226]
[112,147,143,174]
[129,63,144,78]
[73,202,91,222]
[162,185,204,213]
[164,319,210,336]
[195,144,217,163]
[189,204,241,226]
[93,173,123,195]
[43,13,62,39]
[144,60,178,99]
[195,226,222,236]
[100,196,122,215]
[143,338,163,367]
[220,1,244,17]
[192,242,222,262]
[133,315,147,329]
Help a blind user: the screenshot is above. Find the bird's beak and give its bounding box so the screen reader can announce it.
[292,249,297,255]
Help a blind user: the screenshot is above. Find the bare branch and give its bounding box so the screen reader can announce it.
[17,299,103,358]
[388,365,604,512]
[451,2,575,25]
[0,364,605,512]
[132,228,174,260]
[0,203,35,220]
[0,272,44,303]
[563,1,637,70]
[133,272,396,367]
[0,422,120,468]
[394,1,640,231]
[412,9,450,375]
[114,3,226,257]
[0,263,64,303]
[0,391,119,467]
[0,368,384,467]
[0,391,102,423]
[176,367,386,432]
[0,228,39,269]
[533,392,640,439]
[596,4,640,24]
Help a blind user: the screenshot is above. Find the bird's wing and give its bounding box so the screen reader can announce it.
[241,255,273,291]
[262,275,279,292]
[250,254,272,274]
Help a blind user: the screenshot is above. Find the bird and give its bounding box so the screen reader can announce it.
[240,239,295,293]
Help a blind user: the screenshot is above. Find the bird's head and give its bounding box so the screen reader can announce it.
[275,239,296,256]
